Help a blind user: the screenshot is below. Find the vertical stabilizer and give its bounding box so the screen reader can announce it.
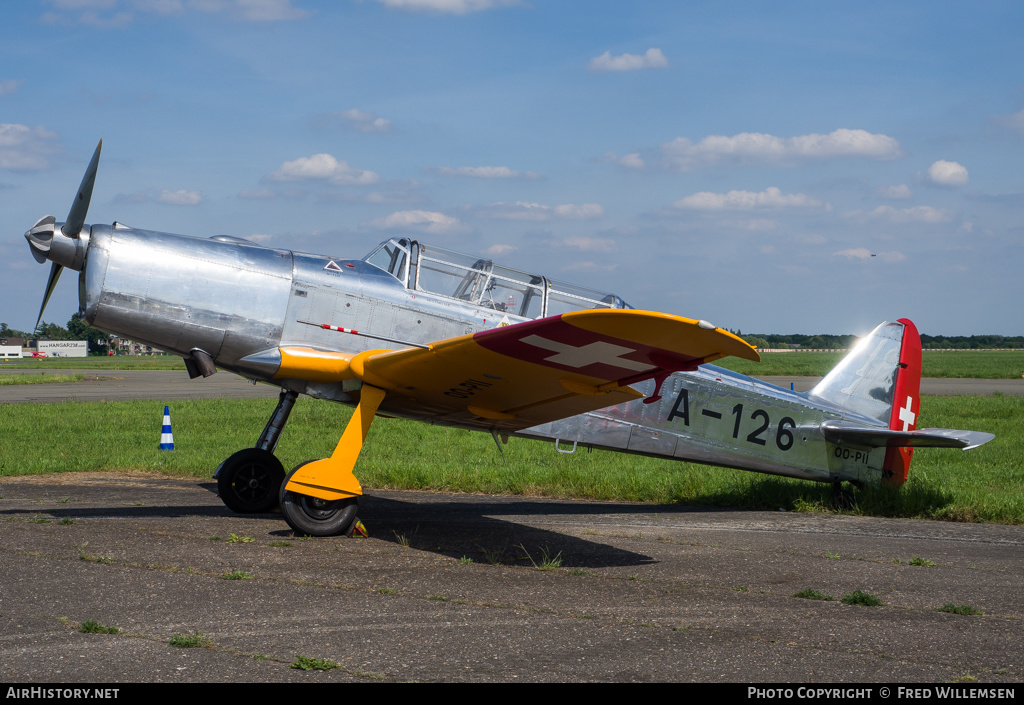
[808,319,922,485]
[882,318,922,485]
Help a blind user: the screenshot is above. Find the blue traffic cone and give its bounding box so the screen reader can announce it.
[159,406,174,450]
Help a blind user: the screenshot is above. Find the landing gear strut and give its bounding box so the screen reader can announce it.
[279,461,362,537]
[276,384,385,537]
[216,388,297,513]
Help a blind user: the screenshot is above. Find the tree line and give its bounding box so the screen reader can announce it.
[1,314,110,354]
[736,332,1024,350]
[4,320,1022,355]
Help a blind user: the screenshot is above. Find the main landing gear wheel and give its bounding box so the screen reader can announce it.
[217,448,285,514]
[279,462,361,537]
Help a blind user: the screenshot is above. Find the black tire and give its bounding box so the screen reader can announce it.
[831,482,857,510]
[217,448,285,514]
[279,462,359,537]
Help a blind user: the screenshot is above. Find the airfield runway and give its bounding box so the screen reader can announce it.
[0,473,1021,683]
[0,369,1022,404]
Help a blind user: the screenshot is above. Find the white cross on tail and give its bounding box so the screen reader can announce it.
[898,395,916,431]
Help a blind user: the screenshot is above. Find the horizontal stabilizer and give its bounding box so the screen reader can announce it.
[820,420,995,451]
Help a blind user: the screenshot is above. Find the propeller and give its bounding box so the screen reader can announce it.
[64,139,103,239]
[25,139,102,333]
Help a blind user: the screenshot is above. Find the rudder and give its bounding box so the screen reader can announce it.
[882,318,922,485]
[808,319,922,485]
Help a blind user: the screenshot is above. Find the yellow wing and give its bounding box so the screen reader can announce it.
[258,309,758,501]
[267,309,758,432]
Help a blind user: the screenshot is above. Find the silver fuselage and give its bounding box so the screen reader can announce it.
[82,225,885,486]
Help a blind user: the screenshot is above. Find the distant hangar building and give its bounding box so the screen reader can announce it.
[1,337,24,359]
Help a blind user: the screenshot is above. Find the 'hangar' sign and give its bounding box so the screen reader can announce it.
[38,341,88,357]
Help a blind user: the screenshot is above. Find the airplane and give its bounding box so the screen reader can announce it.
[23,141,995,536]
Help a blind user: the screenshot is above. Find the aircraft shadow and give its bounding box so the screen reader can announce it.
[1,474,957,567]
[0,481,733,569]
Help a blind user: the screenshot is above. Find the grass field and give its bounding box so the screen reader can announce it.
[1,357,186,371]
[1,394,1020,524]
[6,349,1023,378]
[0,373,84,385]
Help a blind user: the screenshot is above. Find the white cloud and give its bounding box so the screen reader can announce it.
[475,201,604,221]
[484,243,516,256]
[674,187,829,211]
[367,209,465,234]
[926,160,969,186]
[795,233,826,245]
[834,248,905,263]
[0,79,24,96]
[835,247,873,260]
[47,0,120,7]
[993,108,1024,135]
[188,0,310,21]
[135,0,184,14]
[589,48,668,72]
[879,184,912,200]
[742,219,781,231]
[436,165,539,179]
[561,236,617,253]
[553,203,604,219]
[852,205,953,223]
[375,0,515,14]
[0,124,60,170]
[337,109,393,133]
[43,0,307,24]
[608,152,645,169]
[157,189,202,205]
[659,128,902,170]
[269,153,378,185]
[113,188,202,205]
[562,261,617,273]
[41,0,133,27]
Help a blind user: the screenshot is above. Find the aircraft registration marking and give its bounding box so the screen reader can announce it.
[444,378,494,399]
[833,447,870,463]
[667,388,797,452]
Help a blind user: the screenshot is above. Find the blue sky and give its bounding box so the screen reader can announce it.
[2,0,1023,338]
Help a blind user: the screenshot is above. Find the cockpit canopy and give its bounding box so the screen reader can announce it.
[364,238,630,319]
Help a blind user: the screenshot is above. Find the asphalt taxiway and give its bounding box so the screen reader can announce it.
[0,369,279,403]
[1,369,1021,404]
[0,473,1021,683]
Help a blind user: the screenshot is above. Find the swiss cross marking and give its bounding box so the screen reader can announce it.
[519,335,652,373]
[898,395,916,431]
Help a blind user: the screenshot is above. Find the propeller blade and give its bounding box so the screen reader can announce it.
[35,262,64,333]
[62,139,102,239]
[26,215,56,264]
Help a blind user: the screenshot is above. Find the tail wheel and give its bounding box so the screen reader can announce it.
[279,461,360,537]
[217,448,285,514]
[831,481,859,510]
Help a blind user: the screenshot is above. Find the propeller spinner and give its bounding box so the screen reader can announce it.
[24,139,102,332]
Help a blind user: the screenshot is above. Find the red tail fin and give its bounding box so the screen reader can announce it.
[882,318,922,486]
